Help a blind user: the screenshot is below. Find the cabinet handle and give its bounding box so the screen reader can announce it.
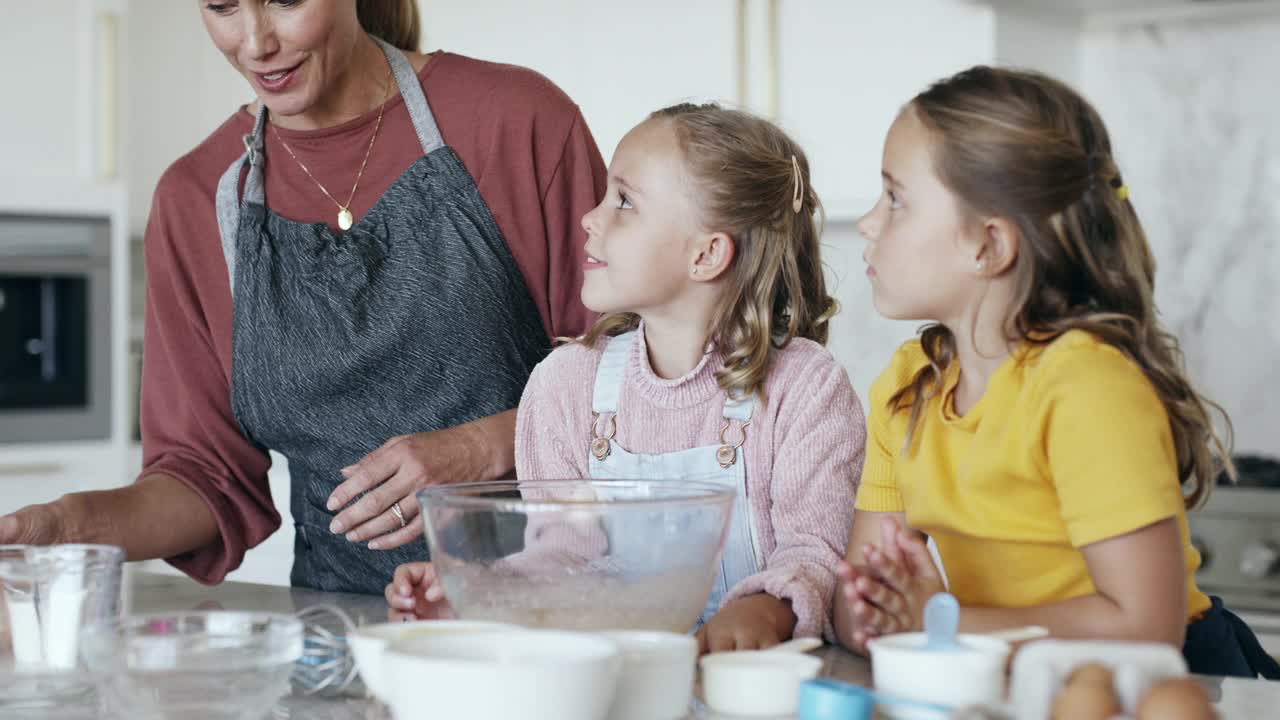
[0,463,64,477]
[767,0,780,120]
[98,11,119,179]
[736,0,749,106]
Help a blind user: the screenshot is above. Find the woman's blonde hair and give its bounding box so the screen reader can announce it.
[578,103,837,402]
[890,66,1232,508]
[357,0,420,52]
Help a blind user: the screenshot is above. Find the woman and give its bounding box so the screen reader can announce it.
[0,0,605,594]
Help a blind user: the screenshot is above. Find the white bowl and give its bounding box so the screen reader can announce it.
[600,631,697,720]
[699,650,824,717]
[868,632,1011,708]
[348,619,514,703]
[384,629,621,720]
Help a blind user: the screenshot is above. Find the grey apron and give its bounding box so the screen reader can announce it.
[214,39,550,594]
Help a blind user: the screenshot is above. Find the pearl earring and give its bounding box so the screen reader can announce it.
[692,267,699,275]
[975,260,984,271]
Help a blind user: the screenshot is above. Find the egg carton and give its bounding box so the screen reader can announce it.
[1007,639,1188,720]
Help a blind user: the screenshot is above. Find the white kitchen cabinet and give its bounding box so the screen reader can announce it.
[420,1,995,218]
[0,1,125,184]
[0,464,84,517]
[1,1,249,236]
[773,1,996,218]
[0,443,133,517]
[123,0,253,233]
[418,0,740,165]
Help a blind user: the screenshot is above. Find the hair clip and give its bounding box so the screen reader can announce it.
[791,155,804,214]
[1109,176,1130,202]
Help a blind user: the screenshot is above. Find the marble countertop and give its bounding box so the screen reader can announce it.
[108,570,1280,719]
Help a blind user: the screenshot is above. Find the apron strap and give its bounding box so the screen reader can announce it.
[214,39,442,298]
[591,331,637,414]
[373,37,445,155]
[214,107,268,296]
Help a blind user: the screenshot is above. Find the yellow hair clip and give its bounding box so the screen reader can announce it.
[1116,184,1130,202]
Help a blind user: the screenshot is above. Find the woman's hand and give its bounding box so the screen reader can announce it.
[384,561,454,622]
[326,410,516,550]
[696,594,798,654]
[0,502,67,546]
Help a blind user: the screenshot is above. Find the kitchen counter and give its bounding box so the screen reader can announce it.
[112,570,1279,719]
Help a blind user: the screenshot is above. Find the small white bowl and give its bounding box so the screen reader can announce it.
[599,631,697,720]
[349,619,514,703]
[868,632,1011,708]
[700,650,824,717]
[384,628,621,720]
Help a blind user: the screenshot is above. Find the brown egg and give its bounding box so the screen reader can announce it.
[1051,663,1122,720]
[1136,677,1216,720]
[1067,663,1116,689]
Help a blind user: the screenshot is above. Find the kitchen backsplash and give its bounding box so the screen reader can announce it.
[1079,16,1280,455]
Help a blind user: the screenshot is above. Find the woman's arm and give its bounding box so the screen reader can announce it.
[1,169,278,577]
[0,474,219,562]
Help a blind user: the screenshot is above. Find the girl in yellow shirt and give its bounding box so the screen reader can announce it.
[834,65,1280,679]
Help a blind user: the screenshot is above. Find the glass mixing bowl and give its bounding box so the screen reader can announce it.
[80,611,303,720]
[416,480,736,633]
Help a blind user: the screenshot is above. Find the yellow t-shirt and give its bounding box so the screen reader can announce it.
[854,330,1211,621]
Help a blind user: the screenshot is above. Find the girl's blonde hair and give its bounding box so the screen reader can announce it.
[891,66,1232,508]
[357,0,420,52]
[578,103,837,402]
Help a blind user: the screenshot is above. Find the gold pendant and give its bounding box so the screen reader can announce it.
[337,207,354,231]
[591,437,612,461]
[716,445,737,469]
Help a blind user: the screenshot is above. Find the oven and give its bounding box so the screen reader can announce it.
[0,214,112,443]
[1188,455,1280,660]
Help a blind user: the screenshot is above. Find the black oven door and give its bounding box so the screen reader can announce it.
[0,273,89,409]
[0,214,111,443]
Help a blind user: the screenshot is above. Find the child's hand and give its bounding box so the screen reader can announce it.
[384,561,454,622]
[834,560,887,655]
[857,518,947,635]
[696,594,798,654]
[835,517,947,652]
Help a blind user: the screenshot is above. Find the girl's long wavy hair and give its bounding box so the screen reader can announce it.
[577,103,837,402]
[891,66,1233,509]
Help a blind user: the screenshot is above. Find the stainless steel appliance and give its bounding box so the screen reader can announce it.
[0,214,112,443]
[1189,455,1280,658]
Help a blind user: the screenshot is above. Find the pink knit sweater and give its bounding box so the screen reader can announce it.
[514,328,866,639]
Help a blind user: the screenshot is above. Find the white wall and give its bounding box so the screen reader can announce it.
[0,4,87,180]
[994,6,1083,86]
[1080,16,1280,455]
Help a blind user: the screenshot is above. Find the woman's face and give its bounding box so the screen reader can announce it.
[199,0,365,119]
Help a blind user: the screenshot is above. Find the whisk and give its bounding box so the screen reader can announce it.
[291,604,360,696]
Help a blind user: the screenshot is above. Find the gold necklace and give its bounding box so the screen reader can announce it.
[273,64,392,231]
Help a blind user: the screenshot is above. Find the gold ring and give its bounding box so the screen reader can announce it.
[391,501,406,528]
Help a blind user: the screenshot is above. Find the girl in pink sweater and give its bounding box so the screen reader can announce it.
[387,103,866,651]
